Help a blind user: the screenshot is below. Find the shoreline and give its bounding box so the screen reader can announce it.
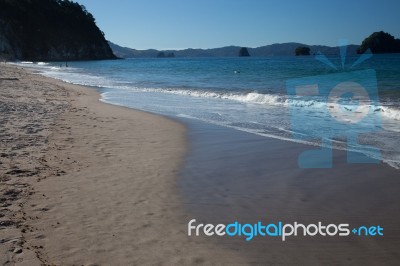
[0,65,245,265]
[2,63,399,264]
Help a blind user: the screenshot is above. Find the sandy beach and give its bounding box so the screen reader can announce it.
[1,64,399,265]
[0,65,245,265]
[1,1,400,265]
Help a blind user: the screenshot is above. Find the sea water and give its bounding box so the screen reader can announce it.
[17,54,400,169]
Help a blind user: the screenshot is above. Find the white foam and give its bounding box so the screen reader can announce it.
[378,106,400,120]
[140,88,400,122]
[135,88,289,107]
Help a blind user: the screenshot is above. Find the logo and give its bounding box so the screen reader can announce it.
[286,41,381,168]
[188,219,384,242]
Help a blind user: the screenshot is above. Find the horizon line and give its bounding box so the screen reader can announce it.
[110,41,360,52]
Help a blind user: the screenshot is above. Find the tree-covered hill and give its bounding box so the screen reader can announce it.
[0,0,116,61]
[357,31,400,54]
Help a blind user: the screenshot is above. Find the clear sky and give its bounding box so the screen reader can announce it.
[75,0,400,50]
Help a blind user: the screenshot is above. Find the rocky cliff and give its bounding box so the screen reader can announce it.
[0,0,116,61]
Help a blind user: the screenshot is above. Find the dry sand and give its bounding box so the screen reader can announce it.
[0,65,245,265]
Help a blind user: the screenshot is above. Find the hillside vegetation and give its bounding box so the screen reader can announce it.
[0,0,116,61]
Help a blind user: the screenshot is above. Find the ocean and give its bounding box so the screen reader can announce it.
[16,54,400,169]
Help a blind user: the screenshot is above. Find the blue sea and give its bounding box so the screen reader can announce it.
[17,54,400,169]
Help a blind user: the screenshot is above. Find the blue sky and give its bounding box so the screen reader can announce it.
[75,0,400,50]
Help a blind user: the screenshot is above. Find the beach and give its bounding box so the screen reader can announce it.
[1,0,400,265]
[1,63,399,265]
[0,65,245,265]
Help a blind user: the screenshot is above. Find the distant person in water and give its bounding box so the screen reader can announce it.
[65,62,68,67]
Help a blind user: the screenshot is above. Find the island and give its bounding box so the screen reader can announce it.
[238,47,250,57]
[295,46,310,56]
[357,31,400,54]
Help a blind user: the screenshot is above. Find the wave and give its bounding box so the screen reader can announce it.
[164,89,286,105]
[134,88,400,121]
[18,61,48,65]
[377,106,400,120]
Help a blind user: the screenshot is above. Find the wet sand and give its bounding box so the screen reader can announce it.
[0,65,245,265]
[180,120,400,265]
